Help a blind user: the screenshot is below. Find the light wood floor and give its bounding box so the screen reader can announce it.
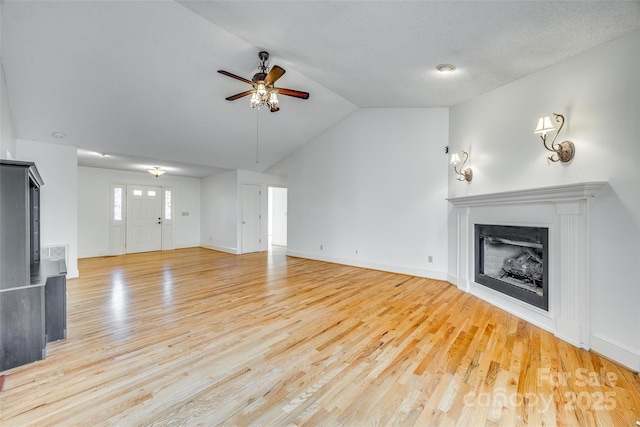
[1,247,639,426]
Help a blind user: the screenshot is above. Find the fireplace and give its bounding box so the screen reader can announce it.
[448,182,605,349]
[474,224,548,311]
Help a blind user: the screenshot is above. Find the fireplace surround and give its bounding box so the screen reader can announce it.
[448,182,605,349]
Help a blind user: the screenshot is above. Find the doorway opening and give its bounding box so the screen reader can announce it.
[268,187,287,250]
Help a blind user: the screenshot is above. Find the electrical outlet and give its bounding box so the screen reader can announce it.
[320,244,323,250]
[428,255,433,263]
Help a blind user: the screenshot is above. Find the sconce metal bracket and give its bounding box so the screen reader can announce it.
[554,140,575,163]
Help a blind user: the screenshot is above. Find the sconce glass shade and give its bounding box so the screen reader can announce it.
[534,116,555,135]
[450,153,461,166]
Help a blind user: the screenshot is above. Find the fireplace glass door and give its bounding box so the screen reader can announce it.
[474,224,549,311]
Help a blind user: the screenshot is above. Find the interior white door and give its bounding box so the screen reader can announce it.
[126,185,162,254]
[241,184,261,253]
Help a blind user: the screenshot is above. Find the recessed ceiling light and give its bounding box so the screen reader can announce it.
[436,64,456,73]
[52,132,66,139]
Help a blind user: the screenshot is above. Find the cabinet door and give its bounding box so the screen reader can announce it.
[0,287,46,371]
[0,166,30,289]
[45,275,67,342]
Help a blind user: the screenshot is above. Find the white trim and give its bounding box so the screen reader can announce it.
[590,333,640,372]
[161,186,175,250]
[447,182,607,206]
[171,243,198,250]
[286,250,448,281]
[200,243,240,255]
[109,183,125,255]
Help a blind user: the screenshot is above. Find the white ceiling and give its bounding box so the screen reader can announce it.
[2,1,639,177]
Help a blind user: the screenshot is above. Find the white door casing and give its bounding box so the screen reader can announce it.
[110,184,125,255]
[162,187,174,250]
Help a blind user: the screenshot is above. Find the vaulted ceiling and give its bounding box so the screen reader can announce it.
[2,1,639,177]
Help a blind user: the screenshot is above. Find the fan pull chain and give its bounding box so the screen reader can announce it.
[256,109,259,164]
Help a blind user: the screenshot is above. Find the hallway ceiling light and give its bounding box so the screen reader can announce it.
[148,167,166,178]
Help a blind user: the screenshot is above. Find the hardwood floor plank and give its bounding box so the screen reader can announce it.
[0,247,638,425]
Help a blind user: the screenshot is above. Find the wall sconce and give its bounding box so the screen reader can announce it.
[148,167,166,178]
[534,113,575,163]
[450,151,473,181]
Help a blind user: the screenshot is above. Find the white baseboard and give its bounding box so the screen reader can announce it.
[590,333,640,372]
[285,250,447,281]
[174,243,200,250]
[446,273,457,286]
[200,243,239,255]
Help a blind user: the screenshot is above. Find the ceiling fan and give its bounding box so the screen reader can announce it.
[218,51,309,112]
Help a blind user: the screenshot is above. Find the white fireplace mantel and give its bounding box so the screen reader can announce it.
[448,182,606,349]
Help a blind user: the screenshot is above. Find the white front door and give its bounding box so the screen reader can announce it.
[126,185,162,253]
[241,184,261,253]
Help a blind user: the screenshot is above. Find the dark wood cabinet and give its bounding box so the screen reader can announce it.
[43,261,67,343]
[0,160,66,372]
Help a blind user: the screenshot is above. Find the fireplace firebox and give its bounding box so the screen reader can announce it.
[474,224,548,311]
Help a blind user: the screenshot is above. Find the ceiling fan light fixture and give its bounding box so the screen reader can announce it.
[256,82,267,97]
[268,91,279,108]
[250,91,261,108]
[219,51,310,112]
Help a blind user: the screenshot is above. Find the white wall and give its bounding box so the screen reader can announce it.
[275,108,449,279]
[16,139,79,278]
[0,1,16,159]
[201,169,287,254]
[78,166,201,258]
[269,187,287,247]
[448,31,640,369]
[0,61,16,159]
[201,170,239,253]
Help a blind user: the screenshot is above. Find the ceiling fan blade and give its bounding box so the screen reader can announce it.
[264,65,286,85]
[217,70,253,86]
[225,90,254,101]
[276,87,310,100]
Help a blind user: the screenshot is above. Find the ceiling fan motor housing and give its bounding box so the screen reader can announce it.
[252,72,267,83]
